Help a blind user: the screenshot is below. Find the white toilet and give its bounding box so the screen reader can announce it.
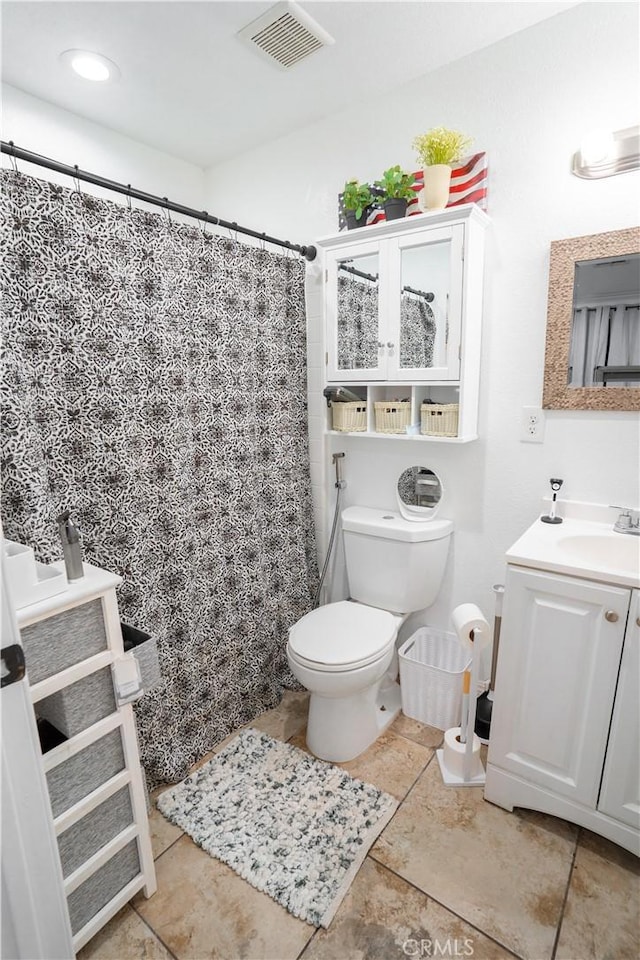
[287,505,453,762]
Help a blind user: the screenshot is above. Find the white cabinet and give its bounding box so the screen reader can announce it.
[598,589,640,829]
[318,204,488,442]
[486,567,639,856]
[16,563,157,952]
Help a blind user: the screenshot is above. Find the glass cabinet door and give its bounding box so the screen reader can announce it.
[326,243,385,381]
[390,225,464,381]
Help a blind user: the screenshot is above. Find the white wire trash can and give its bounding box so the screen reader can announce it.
[398,627,472,731]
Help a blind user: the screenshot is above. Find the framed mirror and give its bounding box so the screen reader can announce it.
[543,226,640,410]
[396,466,442,521]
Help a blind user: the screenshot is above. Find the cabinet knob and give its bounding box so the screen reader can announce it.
[387,341,395,349]
[604,610,619,623]
[378,341,384,349]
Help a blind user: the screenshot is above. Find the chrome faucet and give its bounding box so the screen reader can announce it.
[611,506,640,535]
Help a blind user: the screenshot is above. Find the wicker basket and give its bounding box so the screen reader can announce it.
[420,402,459,437]
[332,401,367,432]
[374,401,411,434]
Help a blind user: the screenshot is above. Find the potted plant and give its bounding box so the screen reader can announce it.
[412,127,473,211]
[342,179,375,229]
[373,165,416,221]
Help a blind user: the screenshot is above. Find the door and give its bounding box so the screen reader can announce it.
[598,589,640,829]
[1,561,74,960]
[488,566,629,807]
[326,240,387,381]
[389,224,464,381]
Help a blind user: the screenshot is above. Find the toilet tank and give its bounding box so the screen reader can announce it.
[342,506,453,613]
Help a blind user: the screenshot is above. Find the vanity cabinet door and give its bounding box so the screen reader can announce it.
[388,225,464,381]
[598,589,640,829]
[326,240,387,381]
[488,567,629,807]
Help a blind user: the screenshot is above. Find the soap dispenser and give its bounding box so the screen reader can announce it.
[57,511,84,580]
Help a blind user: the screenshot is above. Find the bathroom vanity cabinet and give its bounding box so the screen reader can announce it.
[317,204,489,442]
[485,565,639,855]
[16,563,157,952]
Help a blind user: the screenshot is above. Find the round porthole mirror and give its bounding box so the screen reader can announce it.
[396,466,443,521]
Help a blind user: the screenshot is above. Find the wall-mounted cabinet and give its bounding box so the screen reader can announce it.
[317,204,489,442]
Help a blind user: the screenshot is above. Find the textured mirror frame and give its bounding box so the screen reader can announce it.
[543,226,640,411]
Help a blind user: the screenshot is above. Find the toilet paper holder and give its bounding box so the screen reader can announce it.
[436,605,490,787]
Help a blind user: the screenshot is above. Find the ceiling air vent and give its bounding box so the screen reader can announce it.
[237,1,334,70]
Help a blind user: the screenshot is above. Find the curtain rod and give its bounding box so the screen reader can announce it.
[338,262,434,301]
[1,140,317,262]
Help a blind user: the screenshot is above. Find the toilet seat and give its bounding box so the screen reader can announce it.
[288,600,398,673]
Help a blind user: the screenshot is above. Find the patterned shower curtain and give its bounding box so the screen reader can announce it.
[337,274,379,369]
[0,170,317,785]
[400,293,436,369]
[336,275,436,370]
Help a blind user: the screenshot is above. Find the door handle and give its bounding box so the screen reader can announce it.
[604,610,619,623]
[1,644,26,687]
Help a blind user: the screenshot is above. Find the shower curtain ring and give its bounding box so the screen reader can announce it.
[260,232,266,252]
[73,164,81,194]
[229,222,238,243]
[126,185,132,212]
[8,141,18,172]
[162,197,172,224]
[201,212,209,236]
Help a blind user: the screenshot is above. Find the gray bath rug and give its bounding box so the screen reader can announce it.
[156,727,398,927]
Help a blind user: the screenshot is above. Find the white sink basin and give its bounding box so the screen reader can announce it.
[506,515,640,588]
[557,534,640,571]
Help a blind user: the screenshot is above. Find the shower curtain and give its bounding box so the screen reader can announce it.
[569,303,640,386]
[0,170,317,785]
[336,276,435,371]
[337,274,379,369]
[400,293,435,369]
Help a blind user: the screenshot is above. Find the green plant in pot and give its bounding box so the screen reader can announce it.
[373,165,416,221]
[412,127,473,211]
[342,179,375,229]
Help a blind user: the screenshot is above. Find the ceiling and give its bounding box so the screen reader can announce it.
[2,1,580,169]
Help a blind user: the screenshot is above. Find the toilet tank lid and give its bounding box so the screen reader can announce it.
[341,506,453,542]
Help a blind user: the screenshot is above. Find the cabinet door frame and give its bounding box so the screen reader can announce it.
[598,589,640,829]
[388,224,464,381]
[488,566,629,808]
[325,239,388,382]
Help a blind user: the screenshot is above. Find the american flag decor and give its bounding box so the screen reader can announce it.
[338,152,488,230]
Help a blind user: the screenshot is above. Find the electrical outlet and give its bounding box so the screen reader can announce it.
[521,406,545,443]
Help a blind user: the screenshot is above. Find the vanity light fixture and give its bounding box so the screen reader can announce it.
[572,125,640,179]
[60,49,120,82]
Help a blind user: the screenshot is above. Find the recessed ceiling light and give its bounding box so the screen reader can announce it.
[60,49,120,82]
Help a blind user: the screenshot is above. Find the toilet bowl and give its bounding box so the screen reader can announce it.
[287,600,402,761]
[288,506,453,763]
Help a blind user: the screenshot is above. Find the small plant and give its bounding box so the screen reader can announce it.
[342,179,375,220]
[412,127,473,167]
[373,165,416,201]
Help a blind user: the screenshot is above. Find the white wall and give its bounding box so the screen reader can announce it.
[1,85,205,209]
[206,2,640,640]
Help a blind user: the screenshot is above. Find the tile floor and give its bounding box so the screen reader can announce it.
[79,692,639,960]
